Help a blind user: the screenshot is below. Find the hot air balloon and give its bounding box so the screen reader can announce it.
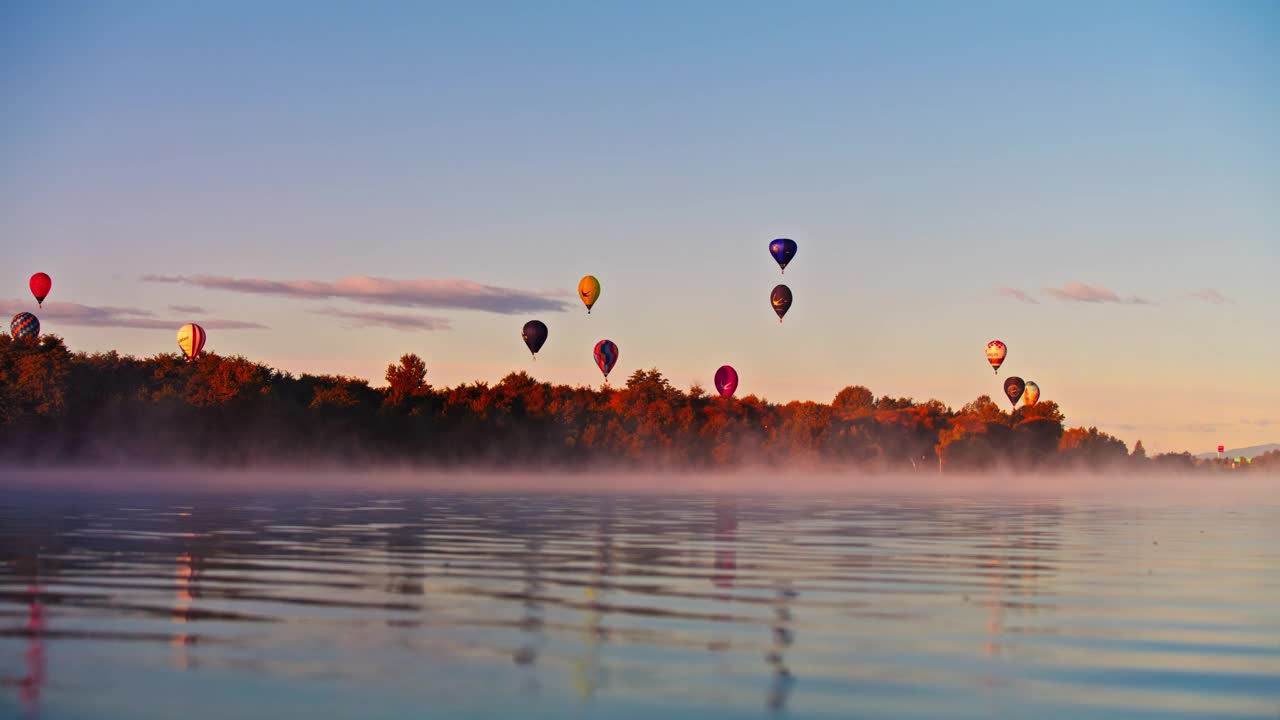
[593,339,618,381]
[29,273,51,308]
[714,365,738,398]
[769,239,797,274]
[10,313,39,340]
[1023,381,1040,406]
[177,323,206,361]
[578,275,601,314]
[986,340,1007,374]
[1003,376,1025,408]
[522,320,548,360]
[770,285,792,323]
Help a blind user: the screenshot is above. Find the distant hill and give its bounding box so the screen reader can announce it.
[1195,443,1280,460]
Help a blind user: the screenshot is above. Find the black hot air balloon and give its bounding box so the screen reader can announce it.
[522,320,548,360]
[770,284,792,323]
[1003,376,1026,408]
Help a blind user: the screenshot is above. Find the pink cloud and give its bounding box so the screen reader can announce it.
[995,286,1038,304]
[1043,282,1152,305]
[313,307,451,332]
[143,274,569,314]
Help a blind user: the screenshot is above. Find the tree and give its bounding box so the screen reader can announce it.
[831,385,874,419]
[385,354,429,408]
[1132,440,1146,460]
[1058,427,1128,469]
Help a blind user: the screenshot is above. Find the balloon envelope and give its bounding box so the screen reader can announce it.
[1003,376,1026,408]
[1023,381,1040,406]
[10,313,39,340]
[593,339,618,379]
[177,323,207,361]
[770,284,793,322]
[769,239,797,273]
[578,275,600,313]
[714,365,739,398]
[29,273,51,308]
[522,320,548,357]
[986,340,1007,374]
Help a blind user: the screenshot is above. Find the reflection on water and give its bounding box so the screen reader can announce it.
[0,488,1278,719]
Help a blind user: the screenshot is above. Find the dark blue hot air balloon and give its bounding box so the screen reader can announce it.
[769,238,797,274]
[522,320,548,360]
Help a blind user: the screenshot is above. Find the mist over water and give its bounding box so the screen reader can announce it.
[1,474,1277,719]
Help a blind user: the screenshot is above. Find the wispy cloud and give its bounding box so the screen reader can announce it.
[143,274,569,314]
[995,286,1039,304]
[1043,282,1152,305]
[169,304,207,314]
[0,300,267,330]
[1187,288,1233,305]
[314,307,451,332]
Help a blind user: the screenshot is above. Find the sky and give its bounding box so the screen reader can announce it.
[2,1,1277,454]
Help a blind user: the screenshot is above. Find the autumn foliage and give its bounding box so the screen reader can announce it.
[0,334,1268,472]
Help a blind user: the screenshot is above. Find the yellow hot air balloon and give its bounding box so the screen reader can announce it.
[1023,381,1040,406]
[578,275,600,314]
[177,323,207,361]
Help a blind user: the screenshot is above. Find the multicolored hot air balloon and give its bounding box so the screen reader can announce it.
[1023,381,1040,406]
[771,284,792,323]
[29,273,51,308]
[177,323,206,361]
[986,340,1007,374]
[10,313,39,340]
[593,339,618,382]
[769,239,797,274]
[714,365,738,398]
[578,275,600,314]
[1003,376,1025,408]
[522,320,548,360]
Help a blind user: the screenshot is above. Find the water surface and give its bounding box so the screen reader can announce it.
[1,483,1277,719]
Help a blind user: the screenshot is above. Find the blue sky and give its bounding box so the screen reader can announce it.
[3,1,1277,453]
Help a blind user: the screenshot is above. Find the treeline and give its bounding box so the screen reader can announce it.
[2,334,1275,472]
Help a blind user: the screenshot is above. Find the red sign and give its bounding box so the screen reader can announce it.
[1218,445,1225,453]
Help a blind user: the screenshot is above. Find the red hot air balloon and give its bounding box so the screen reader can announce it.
[29,274,52,308]
[714,365,738,398]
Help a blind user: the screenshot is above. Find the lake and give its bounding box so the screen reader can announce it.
[1,476,1278,719]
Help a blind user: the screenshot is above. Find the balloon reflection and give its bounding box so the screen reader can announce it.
[20,581,46,718]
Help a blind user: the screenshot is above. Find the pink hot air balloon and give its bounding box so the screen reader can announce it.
[714,365,738,398]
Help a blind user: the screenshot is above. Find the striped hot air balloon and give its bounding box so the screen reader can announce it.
[593,339,618,382]
[177,323,206,361]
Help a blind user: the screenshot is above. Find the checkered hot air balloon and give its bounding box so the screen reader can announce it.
[10,313,39,340]
[986,340,1007,374]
